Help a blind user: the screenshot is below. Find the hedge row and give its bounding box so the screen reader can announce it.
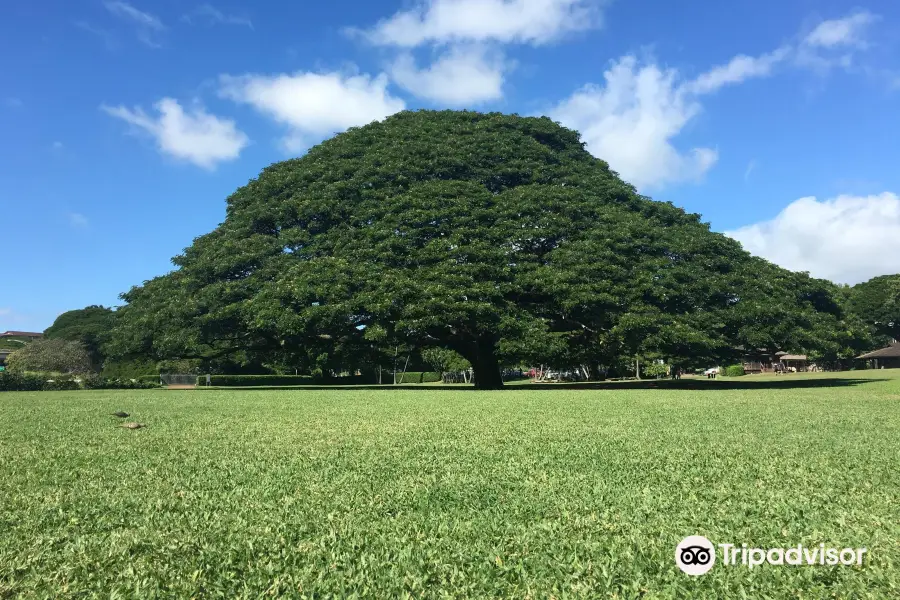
[0,373,48,391]
[200,374,378,387]
[396,371,442,384]
[0,372,161,392]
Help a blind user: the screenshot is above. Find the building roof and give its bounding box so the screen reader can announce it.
[857,344,900,360]
[0,331,43,337]
[779,354,807,361]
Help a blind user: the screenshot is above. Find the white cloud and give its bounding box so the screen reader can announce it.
[68,213,89,228]
[390,46,506,105]
[548,9,877,191]
[219,71,405,151]
[104,1,165,47]
[52,141,64,150]
[0,308,11,317]
[354,0,600,47]
[727,193,900,284]
[104,1,164,30]
[181,4,253,29]
[804,11,875,48]
[102,98,249,169]
[687,47,790,95]
[794,11,877,73]
[550,56,718,190]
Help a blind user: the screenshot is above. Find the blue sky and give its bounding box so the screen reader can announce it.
[3,0,900,332]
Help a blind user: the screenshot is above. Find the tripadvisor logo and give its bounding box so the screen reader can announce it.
[675,536,868,575]
[676,536,716,575]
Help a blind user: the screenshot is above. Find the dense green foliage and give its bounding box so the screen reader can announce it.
[642,361,668,378]
[421,347,471,375]
[0,372,45,391]
[0,335,37,350]
[0,371,160,392]
[396,371,442,384]
[109,110,851,388]
[203,374,376,387]
[101,358,160,379]
[724,364,746,377]
[5,339,92,374]
[847,275,900,343]
[1,372,898,597]
[81,376,161,390]
[43,305,115,368]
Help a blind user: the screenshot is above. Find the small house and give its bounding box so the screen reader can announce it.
[857,344,900,369]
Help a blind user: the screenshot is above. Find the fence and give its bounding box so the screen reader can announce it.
[160,373,197,387]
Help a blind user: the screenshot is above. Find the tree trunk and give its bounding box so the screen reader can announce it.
[462,338,504,390]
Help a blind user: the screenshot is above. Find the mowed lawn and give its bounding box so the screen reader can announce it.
[1,372,899,598]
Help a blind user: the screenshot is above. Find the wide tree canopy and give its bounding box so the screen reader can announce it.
[110,110,845,388]
[847,274,900,343]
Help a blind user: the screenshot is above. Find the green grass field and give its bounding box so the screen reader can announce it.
[1,371,898,598]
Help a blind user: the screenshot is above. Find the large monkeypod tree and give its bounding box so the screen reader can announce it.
[848,274,900,343]
[110,110,840,388]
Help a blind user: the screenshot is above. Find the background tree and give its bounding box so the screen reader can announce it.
[422,348,471,377]
[44,306,115,370]
[109,110,847,388]
[6,339,92,374]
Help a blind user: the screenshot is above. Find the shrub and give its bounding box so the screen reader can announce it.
[0,372,161,392]
[0,372,45,391]
[42,379,80,391]
[420,371,442,383]
[725,365,746,377]
[396,371,442,384]
[642,362,669,379]
[81,375,161,390]
[202,374,377,387]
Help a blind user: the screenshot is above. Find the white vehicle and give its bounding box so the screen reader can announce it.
[703,367,720,376]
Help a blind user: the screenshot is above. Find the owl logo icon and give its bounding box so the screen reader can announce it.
[675,536,716,575]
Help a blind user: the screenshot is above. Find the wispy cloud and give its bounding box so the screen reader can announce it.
[68,213,89,228]
[744,160,757,182]
[181,4,253,29]
[795,11,878,73]
[52,141,64,151]
[104,1,164,30]
[687,47,790,95]
[804,11,876,49]
[75,20,117,49]
[104,1,166,47]
[0,308,11,317]
[351,0,602,47]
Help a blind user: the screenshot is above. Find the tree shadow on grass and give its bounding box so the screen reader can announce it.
[199,376,891,392]
[509,377,892,391]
